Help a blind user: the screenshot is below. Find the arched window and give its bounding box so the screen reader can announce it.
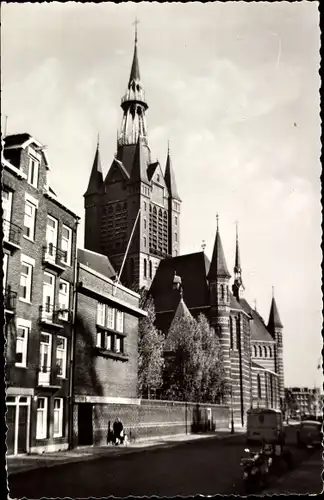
[149,204,152,213]
[253,345,257,357]
[221,285,225,300]
[144,259,147,278]
[257,374,262,399]
[158,208,162,217]
[264,346,268,357]
[143,201,147,211]
[226,286,229,301]
[268,346,272,358]
[259,346,263,357]
[153,206,157,215]
[229,317,233,349]
[149,261,152,279]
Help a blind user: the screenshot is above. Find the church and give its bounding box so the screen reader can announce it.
[84,29,285,428]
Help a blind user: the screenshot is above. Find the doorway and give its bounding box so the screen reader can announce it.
[78,404,93,446]
[6,395,30,455]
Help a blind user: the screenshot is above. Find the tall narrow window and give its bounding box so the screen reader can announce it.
[45,215,58,259]
[259,346,262,357]
[253,345,257,357]
[27,156,39,188]
[24,200,37,240]
[175,215,178,225]
[58,280,70,320]
[149,261,152,279]
[53,398,63,438]
[175,232,178,242]
[257,374,262,399]
[56,336,67,378]
[236,317,240,350]
[15,322,29,367]
[97,303,106,326]
[144,259,147,278]
[20,261,33,302]
[229,317,233,349]
[116,310,124,333]
[61,225,72,266]
[36,397,48,439]
[107,306,115,329]
[39,333,52,386]
[3,253,8,291]
[143,236,147,248]
[42,272,55,321]
[264,346,268,357]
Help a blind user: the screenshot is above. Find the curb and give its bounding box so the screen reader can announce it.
[7,431,242,477]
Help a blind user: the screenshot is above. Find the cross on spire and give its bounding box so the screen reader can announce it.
[133,17,140,44]
[201,240,206,252]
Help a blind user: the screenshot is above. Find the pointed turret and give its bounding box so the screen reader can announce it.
[84,139,103,196]
[130,134,149,183]
[267,293,283,331]
[208,215,231,281]
[169,296,192,332]
[165,143,181,201]
[129,38,140,86]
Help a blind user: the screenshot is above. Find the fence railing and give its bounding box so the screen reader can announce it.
[3,219,22,247]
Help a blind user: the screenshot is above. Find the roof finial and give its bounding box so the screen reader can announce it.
[272,285,275,298]
[133,17,139,44]
[216,213,219,231]
[235,220,239,241]
[97,132,100,149]
[167,139,170,155]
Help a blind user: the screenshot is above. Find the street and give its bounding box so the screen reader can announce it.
[8,426,317,498]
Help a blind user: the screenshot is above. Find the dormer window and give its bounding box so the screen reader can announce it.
[27,155,40,188]
[157,174,160,183]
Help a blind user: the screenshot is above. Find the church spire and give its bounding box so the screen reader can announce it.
[84,139,103,196]
[118,22,148,148]
[232,222,244,300]
[165,142,181,201]
[267,290,283,331]
[208,215,231,281]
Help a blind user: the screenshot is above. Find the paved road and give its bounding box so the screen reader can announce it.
[8,427,314,498]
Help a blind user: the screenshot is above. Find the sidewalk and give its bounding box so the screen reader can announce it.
[7,429,241,476]
[263,448,323,495]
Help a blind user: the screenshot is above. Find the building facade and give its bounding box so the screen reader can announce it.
[3,134,79,454]
[286,386,322,417]
[84,33,181,290]
[72,248,147,446]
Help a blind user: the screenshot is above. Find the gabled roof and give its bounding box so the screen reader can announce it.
[164,150,181,201]
[267,296,283,330]
[240,298,275,342]
[104,157,130,186]
[84,144,103,196]
[4,133,51,170]
[78,248,116,280]
[207,225,231,280]
[150,251,210,313]
[4,133,31,148]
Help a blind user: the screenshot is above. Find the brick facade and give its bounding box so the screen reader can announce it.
[3,135,79,455]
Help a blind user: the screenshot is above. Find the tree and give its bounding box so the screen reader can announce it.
[137,292,165,398]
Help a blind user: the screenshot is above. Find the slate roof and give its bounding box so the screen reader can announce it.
[150,251,210,313]
[164,151,181,201]
[78,248,116,280]
[229,293,245,312]
[147,161,159,181]
[84,144,103,196]
[240,298,274,342]
[207,227,231,280]
[267,297,283,330]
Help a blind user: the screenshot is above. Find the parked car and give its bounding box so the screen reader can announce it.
[297,420,322,447]
[246,408,286,446]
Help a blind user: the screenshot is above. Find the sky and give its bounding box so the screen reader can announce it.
[2,2,322,389]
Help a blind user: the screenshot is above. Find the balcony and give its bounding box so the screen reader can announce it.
[3,220,22,251]
[42,244,67,273]
[4,287,17,315]
[37,365,62,390]
[39,304,69,329]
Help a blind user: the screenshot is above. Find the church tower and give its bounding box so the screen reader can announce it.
[267,290,284,405]
[232,223,244,301]
[207,215,231,403]
[84,25,181,289]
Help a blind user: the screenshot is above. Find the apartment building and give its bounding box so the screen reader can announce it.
[2,133,79,454]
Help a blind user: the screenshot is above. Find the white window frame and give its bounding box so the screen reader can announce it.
[20,257,34,303]
[2,189,13,240]
[116,310,124,333]
[97,303,106,327]
[39,332,52,386]
[45,215,58,259]
[58,280,70,321]
[3,252,8,291]
[107,306,115,329]
[36,397,48,440]
[115,336,121,353]
[105,332,112,351]
[96,331,103,348]
[53,398,63,438]
[23,200,37,241]
[61,225,72,266]
[27,155,40,188]
[15,319,31,368]
[56,336,67,378]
